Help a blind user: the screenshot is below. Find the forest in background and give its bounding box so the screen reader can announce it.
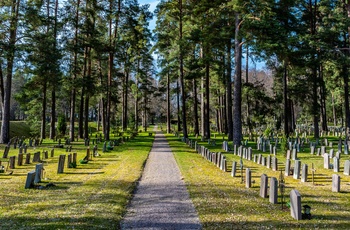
[0,0,350,145]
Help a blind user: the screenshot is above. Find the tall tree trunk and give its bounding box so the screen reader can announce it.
[319,66,327,132]
[135,74,139,131]
[179,0,187,137]
[345,2,350,132]
[41,81,47,139]
[50,0,59,139]
[122,70,129,131]
[245,46,252,133]
[226,40,233,141]
[70,0,81,142]
[193,78,199,135]
[204,54,210,139]
[176,79,181,132]
[233,13,242,146]
[167,72,171,133]
[331,93,337,126]
[0,60,4,104]
[283,62,289,137]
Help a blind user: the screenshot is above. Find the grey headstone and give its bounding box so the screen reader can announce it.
[231,161,237,177]
[290,189,302,220]
[310,146,315,155]
[292,149,297,160]
[344,160,350,176]
[332,174,340,192]
[269,177,278,204]
[321,146,326,155]
[301,164,308,182]
[246,168,251,188]
[286,150,291,160]
[293,160,301,179]
[272,157,278,171]
[324,153,330,169]
[333,157,339,173]
[34,163,43,183]
[267,155,271,169]
[25,170,36,189]
[285,159,291,176]
[260,174,268,198]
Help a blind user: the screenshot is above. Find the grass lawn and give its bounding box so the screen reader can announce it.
[168,134,350,230]
[0,132,154,229]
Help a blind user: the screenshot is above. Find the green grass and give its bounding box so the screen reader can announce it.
[168,134,350,230]
[0,132,154,229]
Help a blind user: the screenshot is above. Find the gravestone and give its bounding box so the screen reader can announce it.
[310,146,315,155]
[44,151,48,159]
[25,153,31,164]
[272,157,278,171]
[51,148,55,157]
[324,153,330,169]
[321,146,326,155]
[86,147,91,161]
[343,160,350,176]
[34,163,43,183]
[33,152,41,162]
[267,155,271,169]
[17,153,23,166]
[253,154,257,163]
[290,189,302,220]
[73,152,77,165]
[292,149,297,160]
[286,150,291,160]
[269,177,278,204]
[333,157,339,173]
[260,174,268,198]
[317,148,321,156]
[258,154,262,164]
[220,155,227,172]
[332,174,340,192]
[261,156,266,166]
[25,170,36,189]
[247,148,252,161]
[246,168,251,188]
[57,155,66,173]
[293,160,301,179]
[231,161,237,177]
[301,164,308,182]
[103,142,107,153]
[336,151,341,159]
[2,146,10,158]
[67,154,72,168]
[329,149,334,159]
[285,159,291,176]
[9,156,15,169]
[273,146,277,155]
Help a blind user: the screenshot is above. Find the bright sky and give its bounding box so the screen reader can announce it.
[138,0,160,30]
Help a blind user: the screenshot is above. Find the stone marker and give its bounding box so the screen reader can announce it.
[290,189,302,220]
[293,160,301,179]
[260,174,268,198]
[267,155,271,169]
[292,149,297,160]
[57,155,66,173]
[17,153,23,166]
[272,157,278,171]
[67,154,72,168]
[25,170,36,189]
[34,163,43,183]
[25,153,31,164]
[246,168,251,188]
[286,150,291,159]
[33,152,41,162]
[9,156,15,169]
[301,164,308,182]
[310,146,315,155]
[269,177,278,204]
[3,146,10,158]
[344,160,350,176]
[51,148,55,157]
[285,159,291,176]
[333,157,339,173]
[324,153,330,169]
[231,161,237,177]
[332,174,340,192]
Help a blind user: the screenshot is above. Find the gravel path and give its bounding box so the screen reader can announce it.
[120,130,202,230]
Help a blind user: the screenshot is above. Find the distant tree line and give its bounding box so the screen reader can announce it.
[154,0,350,143]
[0,0,155,143]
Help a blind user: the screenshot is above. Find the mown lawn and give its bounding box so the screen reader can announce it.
[168,134,350,230]
[0,132,154,229]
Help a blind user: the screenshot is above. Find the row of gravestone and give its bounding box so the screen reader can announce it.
[179,135,313,220]
[4,150,55,170]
